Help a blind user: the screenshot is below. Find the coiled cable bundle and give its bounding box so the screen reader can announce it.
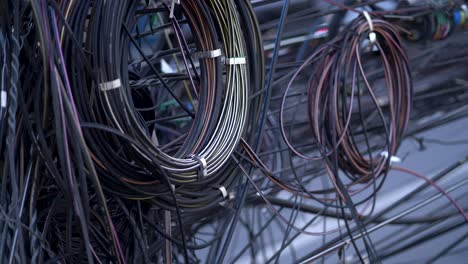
[281,13,412,184]
[10,0,263,262]
[72,0,257,210]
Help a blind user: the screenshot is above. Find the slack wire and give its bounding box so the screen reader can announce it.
[368,190,468,253]
[216,0,289,262]
[296,158,468,263]
[427,230,468,263]
[299,175,468,264]
[274,9,413,263]
[368,192,468,262]
[380,221,467,261]
[2,0,468,263]
[6,0,22,262]
[123,25,195,118]
[322,0,434,15]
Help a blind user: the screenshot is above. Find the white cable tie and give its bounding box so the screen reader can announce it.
[363,11,376,44]
[218,186,228,199]
[170,184,176,192]
[380,151,401,164]
[192,155,207,178]
[169,0,180,19]
[151,129,158,146]
[219,189,236,207]
[462,4,468,13]
[345,239,351,247]
[195,49,222,59]
[462,5,468,20]
[100,79,121,92]
[1,91,6,108]
[225,57,246,65]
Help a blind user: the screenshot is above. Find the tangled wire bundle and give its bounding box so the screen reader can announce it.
[281,14,413,186]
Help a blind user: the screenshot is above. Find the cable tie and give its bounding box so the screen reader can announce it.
[169,0,180,19]
[462,5,468,24]
[218,186,228,199]
[362,11,376,44]
[151,129,158,146]
[100,79,121,92]
[218,188,236,207]
[1,91,6,108]
[225,57,246,65]
[344,239,351,248]
[380,151,401,164]
[170,184,176,192]
[195,49,222,59]
[192,155,207,179]
[462,4,468,13]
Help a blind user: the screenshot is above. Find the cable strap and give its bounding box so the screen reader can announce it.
[100,79,121,92]
[225,57,246,65]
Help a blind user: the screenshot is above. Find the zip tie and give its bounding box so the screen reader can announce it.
[344,239,351,248]
[170,184,176,192]
[169,0,180,19]
[195,49,222,59]
[225,57,246,65]
[151,129,158,146]
[381,151,401,164]
[1,91,6,108]
[192,155,207,179]
[100,79,121,92]
[462,5,468,24]
[363,11,377,44]
[218,186,228,199]
[462,4,468,13]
